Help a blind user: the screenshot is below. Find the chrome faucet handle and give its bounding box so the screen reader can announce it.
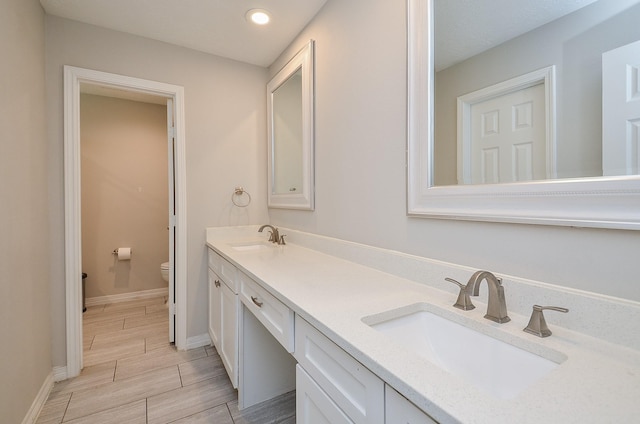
[445,278,475,311]
[278,234,286,245]
[267,230,275,242]
[523,305,569,338]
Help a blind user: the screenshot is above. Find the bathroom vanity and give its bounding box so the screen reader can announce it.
[206,225,640,423]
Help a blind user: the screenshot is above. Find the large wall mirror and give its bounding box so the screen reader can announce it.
[267,40,315,210]
[407,0,640,229]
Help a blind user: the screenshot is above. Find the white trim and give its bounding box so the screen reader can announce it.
[85,288,169,307]
[186,333,213,350]
[53,366,68,382]
[406,0,640,230]
[267,40,315,210]
[63,66,189,380]
[22,372,53,424]
[457,66,557,183]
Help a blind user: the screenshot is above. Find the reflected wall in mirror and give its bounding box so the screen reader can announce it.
[433,0,640,186]
[406,0,640,229]
[273,68,303,194]
[267,40,315,210]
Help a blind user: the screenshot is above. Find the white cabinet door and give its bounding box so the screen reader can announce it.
[385,386,438,424]
[220,280,239,388]
[295,316,384,424]
[297,365,354,424]
[208,268,222,349]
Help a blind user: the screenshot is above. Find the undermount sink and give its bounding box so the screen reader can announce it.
[365,307,565,399]
[228,241,272,252]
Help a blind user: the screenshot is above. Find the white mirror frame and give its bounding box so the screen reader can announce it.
[407,0,640,230]
[267,40,315,210]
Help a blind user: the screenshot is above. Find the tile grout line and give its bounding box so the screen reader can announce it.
[113,358,118,382]
[226,402,236,424]
[60,391,73,423]
[177,363,184,387]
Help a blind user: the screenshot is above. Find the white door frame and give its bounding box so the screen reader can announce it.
[63,66,188,378]
[457,66,557,184]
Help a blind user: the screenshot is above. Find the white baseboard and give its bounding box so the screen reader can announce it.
[85,287,168,307]
[186,333,212,350]
[22,372,53,424]
[53,366,68,382]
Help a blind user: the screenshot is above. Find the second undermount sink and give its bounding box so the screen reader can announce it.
[365,306,565,399]
[228,241,272,252]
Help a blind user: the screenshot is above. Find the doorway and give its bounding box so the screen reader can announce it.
[457,66,557,184]
[63,66,187,378]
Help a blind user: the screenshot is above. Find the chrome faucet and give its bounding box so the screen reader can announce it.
[465,270,510,323]
[258,224,285,245]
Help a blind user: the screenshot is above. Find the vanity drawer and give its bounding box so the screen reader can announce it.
[208,249,238,293]
[297,364,354,424]
[239,272,294,352]
[295,316,384,424]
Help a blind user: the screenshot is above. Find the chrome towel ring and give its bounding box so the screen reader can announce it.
[232,187,251,207]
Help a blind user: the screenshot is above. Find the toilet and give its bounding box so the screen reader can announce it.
[160,261,170,282]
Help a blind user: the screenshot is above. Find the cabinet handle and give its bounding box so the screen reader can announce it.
[214,280,221,288]
[251,296,263,307]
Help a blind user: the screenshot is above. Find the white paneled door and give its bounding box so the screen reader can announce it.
[468,83,545,184]
[603,39,640,176]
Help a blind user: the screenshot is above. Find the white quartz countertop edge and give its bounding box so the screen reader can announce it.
[206,230,640,423]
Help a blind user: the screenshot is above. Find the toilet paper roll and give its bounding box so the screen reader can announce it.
[117,247,131,261]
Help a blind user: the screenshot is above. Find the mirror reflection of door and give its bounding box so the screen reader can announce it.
[272,68,303,195]
[469,83,545,184]
[602,39,640,176]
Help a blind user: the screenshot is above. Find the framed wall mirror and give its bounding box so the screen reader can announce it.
[407,0,640,229]
[267,40,315,210]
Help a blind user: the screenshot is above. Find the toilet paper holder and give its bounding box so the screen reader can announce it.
[112,248,132,259]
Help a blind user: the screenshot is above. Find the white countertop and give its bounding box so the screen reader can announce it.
[206,226,640,423]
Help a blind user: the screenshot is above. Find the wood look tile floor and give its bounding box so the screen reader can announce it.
[37,295,295,423]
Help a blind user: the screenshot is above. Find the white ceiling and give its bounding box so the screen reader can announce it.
[435,0,599,71]
[40,1,600,75]
[39,0,328,67]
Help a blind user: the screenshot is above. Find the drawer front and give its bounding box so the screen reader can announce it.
[207,248,238,293]
[239,272,294,352]
[295,316,384,424]
[385,385,438,424]
[297,365,355,424]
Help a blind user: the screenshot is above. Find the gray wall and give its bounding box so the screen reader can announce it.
[0,0,52,422]
[45,16,270,367]
[269,0,640,302]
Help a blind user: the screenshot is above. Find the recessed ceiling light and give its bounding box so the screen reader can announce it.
[246,9,271,25]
